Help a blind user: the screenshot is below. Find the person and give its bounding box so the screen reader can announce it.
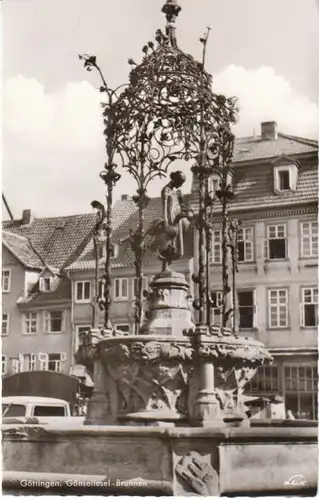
[286,409,295,420]
[150,171,190,268]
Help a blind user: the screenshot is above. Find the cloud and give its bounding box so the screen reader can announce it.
[2,75,104,150]
[3,66,317,154]
[213,65,318,138]
[2,68,318,217]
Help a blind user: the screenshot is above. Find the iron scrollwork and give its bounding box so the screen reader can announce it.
[80,1,238,334]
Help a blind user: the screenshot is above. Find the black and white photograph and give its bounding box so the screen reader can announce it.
[1,0,318,496]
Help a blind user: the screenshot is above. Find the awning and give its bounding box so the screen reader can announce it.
[69,365,94,387]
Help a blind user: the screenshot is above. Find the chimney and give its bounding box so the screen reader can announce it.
[22,209,32,225]
[261,121,278,140]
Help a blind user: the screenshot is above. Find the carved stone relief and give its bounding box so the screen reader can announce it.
[175,452,219,496]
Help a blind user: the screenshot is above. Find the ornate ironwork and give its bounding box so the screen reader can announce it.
[227,218,241,332]
[90,200,105,328]
[77,2,275,429]
[80,1,238,333]
[79,55,124,330]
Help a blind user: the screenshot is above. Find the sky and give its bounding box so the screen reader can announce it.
[1,0,319,219]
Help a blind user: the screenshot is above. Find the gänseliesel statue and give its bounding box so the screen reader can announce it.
[150,170,192,270]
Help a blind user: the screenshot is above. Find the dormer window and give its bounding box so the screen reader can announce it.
[274,163,298,193]
[39,277,52,292]
[209,172,233,194]
[109,244,119,258]
[210,176,220,194]
[278,170,290,191]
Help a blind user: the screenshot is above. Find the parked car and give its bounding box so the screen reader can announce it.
[1,396,85,427]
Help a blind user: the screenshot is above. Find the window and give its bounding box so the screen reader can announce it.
[43,311,65,333]
[2,313,9,336]
[301,221,318,257]
[274,164,298,193]
[2,269,11,292]
[247,365,279,393]
[75,325,90,352]
[301,287,318,327]
[115,324,130,335]
[76,325,90,335]
[279,170,290,190]
[210,230,222,264]
[48,353,66,372]
[209,176,220,194]
[237,228,254,262]
[264,224,288,260]
[23,353,37,371]
[33,405,66,417]
[210,291,222,325]
[109,244,119,258]
[38,353,49,371]
[284,365,318,420]
[114,278,129,300]
[238,291,256,329]
[39,277,52,292]
[268,289,288,328]
[2,355,7,375]
[2,404,26,418]
[132,277,148,298]
[11,356,23,373]
[75,281,91,302]
[23,312,38,334]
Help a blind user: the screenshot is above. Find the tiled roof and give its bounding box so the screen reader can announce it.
[233,133,318,163]
[229,162,318,211]
[2,199,134,271]
[2,231,44,269]
[113,195,192,241]
[67,218,194,271]
[3,213,96,270]
[17,277,71,306]
[112,197,137,230]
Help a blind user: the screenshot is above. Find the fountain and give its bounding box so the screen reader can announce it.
[2,1,317,496]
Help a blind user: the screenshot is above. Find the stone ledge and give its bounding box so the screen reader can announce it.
[3,424,317,442]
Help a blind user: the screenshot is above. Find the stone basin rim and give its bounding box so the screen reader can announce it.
[2,424,317,441]
[96,334,267,348]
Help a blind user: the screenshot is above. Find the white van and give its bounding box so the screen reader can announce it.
[1,396,85,426]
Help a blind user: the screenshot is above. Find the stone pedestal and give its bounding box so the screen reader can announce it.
[140,270,195,337]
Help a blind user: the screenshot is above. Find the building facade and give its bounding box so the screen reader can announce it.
[206,122,318,420]
[2,122,318,419]
[1,203,137,378]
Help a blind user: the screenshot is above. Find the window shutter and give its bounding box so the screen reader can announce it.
[285,237,290,259]
[38,353,48,370]
[300,303,305,327]
[253,289,258,328]
[263,239,269,260]
[18,354,24,372]
[2,355,7,374]
[245,240,253,261]
[209,243,213,264]
[62,311,66,332]
[39,278,44,292]
[60,352,67,362]
[113,279,118,300]
[143,276,148,291]
[216,291,223,307]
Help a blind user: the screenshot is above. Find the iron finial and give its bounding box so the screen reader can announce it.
[161,0,182,48]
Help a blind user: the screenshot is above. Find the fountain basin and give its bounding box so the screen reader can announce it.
[2,423,317,496]
[76,333,272,426]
